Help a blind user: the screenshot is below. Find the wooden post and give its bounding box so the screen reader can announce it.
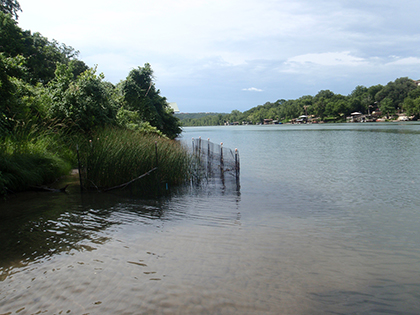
[207,138,211,157]
[235,148,240,191]
[235,148,239,177]
[220,142,225,188]
[207,138,211,175]
[220,142,224,170]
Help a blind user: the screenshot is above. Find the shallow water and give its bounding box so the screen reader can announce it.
[1,123,420,314]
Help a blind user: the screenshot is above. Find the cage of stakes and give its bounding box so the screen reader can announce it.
[190,137,240,191]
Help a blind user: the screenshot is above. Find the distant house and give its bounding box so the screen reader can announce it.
[263,119,273,124]
[297,115,308,123]
[347,112,364,123]
[168,102,180,113]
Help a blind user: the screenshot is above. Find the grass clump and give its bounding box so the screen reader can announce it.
[79,127,192,195]
[0,132,72,196]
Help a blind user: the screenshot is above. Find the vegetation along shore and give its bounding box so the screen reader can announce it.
[180,77,420,126]
[1,2,187,197]
[1,0,420,197]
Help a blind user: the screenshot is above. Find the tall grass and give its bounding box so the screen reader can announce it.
[0,127,73,196]
[1,124,196,198]
[79,127,193,195]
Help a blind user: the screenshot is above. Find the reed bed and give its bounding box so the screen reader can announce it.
[79,127,193,195]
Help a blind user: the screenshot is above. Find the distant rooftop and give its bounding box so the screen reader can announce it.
[168,102,180,113]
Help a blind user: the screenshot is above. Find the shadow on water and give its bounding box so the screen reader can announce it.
[0,170,240,276]
[0,192,115,272]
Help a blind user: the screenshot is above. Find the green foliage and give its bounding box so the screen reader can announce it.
[0,128,72,196]
[47,65,118,132]
[176,112,226,120]
[375,77,416,110]
[3,3,419,196]
[119,64,181,139]
[0,12,24,56]
[0,0,21,19]
[1,12,183,194]
[0,54,33,134]
[181,78,419,126]
[79,127,192,195]
[116,107,164,136]
[181,113,226,126]
[380,98,395,117]
[0,11,88,84]
[403,87,420,117]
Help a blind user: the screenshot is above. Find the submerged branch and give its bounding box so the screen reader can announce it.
[103,167,158,192]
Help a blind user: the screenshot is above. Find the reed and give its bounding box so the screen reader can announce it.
[79,127,193,195]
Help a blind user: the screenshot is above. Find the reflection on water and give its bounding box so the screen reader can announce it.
[1,123,420,314]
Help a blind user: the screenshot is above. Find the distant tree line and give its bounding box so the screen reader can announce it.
[0,5,181,139]
[181,77,420,126]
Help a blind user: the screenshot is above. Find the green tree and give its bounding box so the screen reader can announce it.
[0,0,21,19]
[0,54,26,134]
[349,85,372,113]
[228,109,243,123]
[324,96,349,118]
[47,64,117,132]
[403,87,420,118]
[380,98,395,118]
[309,90,334,118]
[0,11,24,57]
[119,63,181,138]
[375,77,416,111]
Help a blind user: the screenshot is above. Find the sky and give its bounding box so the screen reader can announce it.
[17,0,420,113]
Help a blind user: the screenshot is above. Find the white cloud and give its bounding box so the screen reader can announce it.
[16,0,420,112]
[386,57,420,66]
[285,52,367,67]
[242,87,263,92]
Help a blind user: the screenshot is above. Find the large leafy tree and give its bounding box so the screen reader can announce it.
[375,77,416,111]
[0,0,21,19]
[309,90,335,118]
[0,54,25,134]
[119,63,181,139]
[379,98,395,118]
[0,11,24,56]
[403,87,420,118]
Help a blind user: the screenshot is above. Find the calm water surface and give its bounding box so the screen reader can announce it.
[1,123,420,314]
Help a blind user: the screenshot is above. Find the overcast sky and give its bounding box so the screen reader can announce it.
[17,0,420,113]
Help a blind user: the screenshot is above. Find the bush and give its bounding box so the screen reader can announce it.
[0,135,72,196]
[47,65,117,132]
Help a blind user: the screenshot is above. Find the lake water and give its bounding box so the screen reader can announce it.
[1,123,420,314]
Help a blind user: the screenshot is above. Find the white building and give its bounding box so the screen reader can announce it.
[168,102,180,113]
